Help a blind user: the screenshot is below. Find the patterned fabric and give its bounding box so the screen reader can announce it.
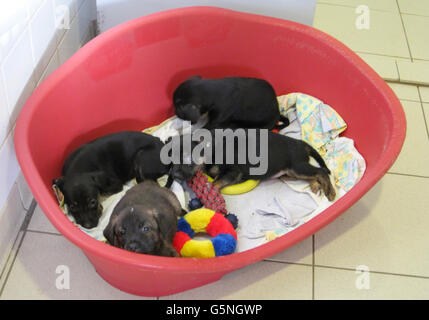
[324,137,366,192]
[278,92,347,152]
[278,92,365,193]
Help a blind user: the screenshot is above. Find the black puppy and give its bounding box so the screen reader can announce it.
[54,131,168,229]
[104,181,181,257]
[169,129,336,201]
[173,76,288,130]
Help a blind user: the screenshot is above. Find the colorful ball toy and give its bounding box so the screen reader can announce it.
[173,208,237,258]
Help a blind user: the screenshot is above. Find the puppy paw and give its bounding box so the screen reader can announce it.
[208,165,220,179]
[169,249,180,257]
[324,182,337,202]
[212,180,225,190]
[309,180,322,196]
[160,244,180,257]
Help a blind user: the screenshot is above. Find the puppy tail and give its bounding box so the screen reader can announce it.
[305,144,331,175]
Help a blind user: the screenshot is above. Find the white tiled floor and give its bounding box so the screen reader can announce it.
[402,14,429,61]
[1,232,148,300]
[314,4,410,58]
[1,0,429,299]
[161,263,313,300]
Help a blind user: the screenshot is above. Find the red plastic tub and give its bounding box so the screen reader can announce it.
[14,7,406,296]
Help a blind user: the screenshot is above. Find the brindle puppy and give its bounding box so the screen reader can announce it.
[103,181,181,257]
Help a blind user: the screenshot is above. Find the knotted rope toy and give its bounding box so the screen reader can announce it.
[187,170,260,212]
[187,170,227,215]
[173,208,237,258]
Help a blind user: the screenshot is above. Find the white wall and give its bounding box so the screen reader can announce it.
[97,0,317,33]
[0,0,96,272]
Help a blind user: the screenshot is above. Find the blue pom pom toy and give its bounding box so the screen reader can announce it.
[226,213,239,229]
[189,198,203,210]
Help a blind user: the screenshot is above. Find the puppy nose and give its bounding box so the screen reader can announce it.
[82,221,96,229]
[127,242,140,252]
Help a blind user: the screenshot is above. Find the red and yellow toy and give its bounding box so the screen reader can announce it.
[173,208,237,258]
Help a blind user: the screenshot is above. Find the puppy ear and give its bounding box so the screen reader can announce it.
[53,177,65,191]
[185,104,202,124]
[103,216,117,245]
[153,210,177,242]
[91,171,123,194]
[90,171,106,186]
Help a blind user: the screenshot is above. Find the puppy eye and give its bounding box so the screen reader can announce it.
[89,199,98,208]
[141,225,150,232]
[118,228,126,236]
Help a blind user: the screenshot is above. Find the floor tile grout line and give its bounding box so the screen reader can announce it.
[0,200,37,297]
[400,12,429,19]
[263,259,313,268]
[316,1,398,13]
[0,200,36,280]
[414,58,429,63]
[395,0,414,62]
[386,172,429,179]
[388,80,429,89]
[395,60,401,82]
[355,50,412,61]
[25,229,63,237]
[314,264,429,280]
[0,231,24,284]
[419,87,429,103]
[261,260,429,281]
[417,87,429,139]
[394,0,429,18]
[398,98,421,103]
